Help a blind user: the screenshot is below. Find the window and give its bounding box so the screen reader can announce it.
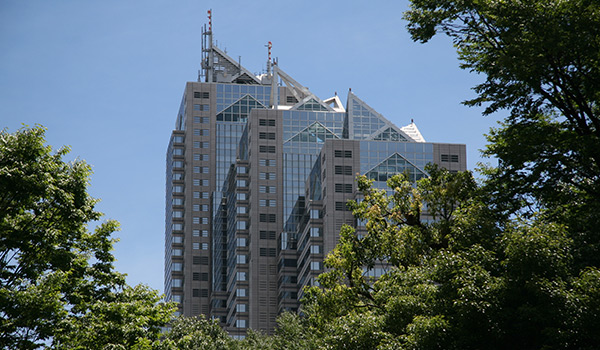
[237,179,247,187]
[173,173,183,180]
[192,242,199,250]
[441,154,459,162]
[237,221,247,230]
[172,236,183,243]
[193,141,210,149]
[172,198,183,206]
[193,272,208,281]
[260,230,276,240]
[237,206,247,214]
[172,295,182,303]
[259,132,276,140]
[310,227,322,237]
[286,96,297,104]
[259,248,276,257]
[194,153,207,161]
[193,256,209,265]
[173,211,183,218]
[193,217,209,224]
[194,116,209,124]
[172,249,182,256]
[172,161,183,168]
[194,179,210,186]
[259,172,276,180]
[173,136,184,143]
[334,150,352,158]
[237,193,247,201]
[335,183,353,193]
[237,255,247,264]
[235,319,247,328]
[310,261,322,271]
[172,263,183,271]
[172,279,182,288]
[193,191,209,199]
[259,199,276,207]
[335,201,349,211]
[310,210,320,219]
[259,159,276,166]
[194,91,210,99]
[193,129,209,136]
[259,145,276,153]
[237,238,247,247]
[259,213,277,223]
[259,119,276,126]
[236,272,247,281]
[172,223,183,231]
[310,245,321,254]
[237,166,247,174]
[259,186,276,193]
[193,104,209,111]
[236,304,247,313]
[334,165,353,175]
[173,148,184,156]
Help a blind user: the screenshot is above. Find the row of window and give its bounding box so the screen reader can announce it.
[259,248,276,257]
[193,129,209,136]
[259,145,276,153]
[259,132,276,140]
[194,91,210,99]
[441,154,460,162]
[259,119,276,126]
[259,172,276,180]
[334,165,353,175]
[259,213,277,223]
[259,159,276,166]
[334,183,353,193]
[193,272,209,281]
[334,150,353,158]
[193,104,210,111]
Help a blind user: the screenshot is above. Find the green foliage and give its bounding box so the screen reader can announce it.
[301,167,600,349]
[0,126,175,349]
[404,0,600,268]
[158,316,238,350]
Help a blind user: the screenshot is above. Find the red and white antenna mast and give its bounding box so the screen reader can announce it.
[208,9,212,32]
[266,41,272,75]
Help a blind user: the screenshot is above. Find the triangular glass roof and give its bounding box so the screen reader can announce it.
[348,93,388,139]
[365,153,426,183]
[289,122,340,143]
[216,95,266,122]
[373,127,408,142]
[295,98,330,111]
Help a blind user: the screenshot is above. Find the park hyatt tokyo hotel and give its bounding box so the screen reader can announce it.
[165,15,466,338]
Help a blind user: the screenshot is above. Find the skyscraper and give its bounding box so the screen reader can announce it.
[165,19,466,338]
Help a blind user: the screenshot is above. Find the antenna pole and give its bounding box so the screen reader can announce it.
[267,41,272,75]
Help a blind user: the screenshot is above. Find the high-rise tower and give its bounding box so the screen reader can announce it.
[165,14,466,338]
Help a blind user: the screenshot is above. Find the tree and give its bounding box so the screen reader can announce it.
[0,126,175,349]
[403,0,600,268]
[302,167,600,349]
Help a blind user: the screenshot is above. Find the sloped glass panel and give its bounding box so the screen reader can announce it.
[349,96,388,139]
[365,153,426,183]
[296,98,329,111]
[290,122,339,143]
[216,95,266,122]
[373,127,408,141]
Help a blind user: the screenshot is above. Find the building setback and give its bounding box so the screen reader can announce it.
[165,23,466,338]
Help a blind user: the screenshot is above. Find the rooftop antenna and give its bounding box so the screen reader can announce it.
[201,9,214,82]
[266,41,272,75]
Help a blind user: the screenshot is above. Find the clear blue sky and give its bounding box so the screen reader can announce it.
[0,0,502,293]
